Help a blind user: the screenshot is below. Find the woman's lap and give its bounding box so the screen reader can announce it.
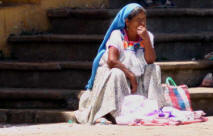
[75,67,130,124]
[75,64,167,124]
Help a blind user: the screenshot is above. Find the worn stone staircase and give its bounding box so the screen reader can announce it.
[1,1,213,124]
[109,0,213,8]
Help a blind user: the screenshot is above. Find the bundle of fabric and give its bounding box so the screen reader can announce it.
[204,52,213,60]
[116,95,207,126]
[201,73,213,87]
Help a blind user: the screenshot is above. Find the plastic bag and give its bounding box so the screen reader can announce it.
[201,73,213,87]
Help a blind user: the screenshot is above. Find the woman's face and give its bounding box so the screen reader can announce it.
[126,12,146,35]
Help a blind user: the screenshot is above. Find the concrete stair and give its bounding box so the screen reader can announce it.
[0,88,80,110]
[0,61,91,89]
[8,34,102,61]
[108,0,213,8]
[8,33,213,61]
[0,61,212,89]
[0,109,75,124]
[172,0,213,8]
[189,87,213,115]
[0,87,212,124]
[1,2,213,124]
[47,8,213,34]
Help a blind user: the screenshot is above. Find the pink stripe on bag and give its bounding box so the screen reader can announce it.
[168,86,180,109]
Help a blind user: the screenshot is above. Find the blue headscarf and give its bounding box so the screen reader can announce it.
[86,3,143,90]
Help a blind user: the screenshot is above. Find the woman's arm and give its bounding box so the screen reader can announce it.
[137,26,156,64]
[143,32,156,64]
[107,46,137,94]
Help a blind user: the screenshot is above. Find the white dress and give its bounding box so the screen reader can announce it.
[74,29,167,124]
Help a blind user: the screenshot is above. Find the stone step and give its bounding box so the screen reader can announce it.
[158,61,213,87]
[47,8,213,34]
[0,61,212,89]
[0,3,23,7]
[8,33,213,61]
[0,61,91,89]
[169,0,213,8]
[189,87,213,115]
[0,88,80,110]
[8,34,102,61]
[108,0,213,8]
[0,87,212,124]
[0,109,75,124]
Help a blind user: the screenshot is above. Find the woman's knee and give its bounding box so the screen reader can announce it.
[146,63,160,70]
[111,68,125,78]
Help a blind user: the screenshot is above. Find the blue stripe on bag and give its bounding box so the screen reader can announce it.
[173,88,186,110]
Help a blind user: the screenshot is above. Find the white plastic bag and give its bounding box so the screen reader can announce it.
[201,73,213,87]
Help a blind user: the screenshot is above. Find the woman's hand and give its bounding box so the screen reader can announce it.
[137,25,149,40]
[129,72,138,94]
[137,25,156,64]
[108,47,138,94]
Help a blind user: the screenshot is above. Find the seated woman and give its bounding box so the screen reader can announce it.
[74,3,167,125]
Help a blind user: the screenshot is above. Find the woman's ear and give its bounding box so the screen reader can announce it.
[125,19,129,28]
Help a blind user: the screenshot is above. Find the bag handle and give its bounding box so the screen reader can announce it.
[166,77,177,86]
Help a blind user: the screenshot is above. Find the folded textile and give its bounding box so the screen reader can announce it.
[201,73,213,87]
[116,95,207,126]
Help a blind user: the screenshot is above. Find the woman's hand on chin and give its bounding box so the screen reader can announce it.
[137,25,149,39]
[137,25,157,63]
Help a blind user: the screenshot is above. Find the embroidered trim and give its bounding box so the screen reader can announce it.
[121,29,145,52]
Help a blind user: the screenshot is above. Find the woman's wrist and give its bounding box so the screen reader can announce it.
[127,71,136,81]
[140,30,149,40]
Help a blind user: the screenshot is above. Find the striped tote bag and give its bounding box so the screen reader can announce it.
[162,77,192,111]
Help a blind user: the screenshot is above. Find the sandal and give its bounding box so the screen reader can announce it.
[95,118,112,125]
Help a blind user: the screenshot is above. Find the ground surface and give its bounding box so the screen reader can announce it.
[0,117,213,136]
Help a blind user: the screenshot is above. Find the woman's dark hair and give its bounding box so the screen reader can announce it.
[127,6,146,20]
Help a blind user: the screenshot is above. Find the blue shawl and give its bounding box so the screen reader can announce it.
[86,3,143,90]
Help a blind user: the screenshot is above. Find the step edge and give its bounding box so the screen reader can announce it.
[8,33,213,43]
[47,8,213,18]
[0,88,80,100]
[0,60,212,70]
[0,109,76,123]
[156,60,213,70]
[0,108,73,112]
[0,61,92,70]
[8,34,103,43]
